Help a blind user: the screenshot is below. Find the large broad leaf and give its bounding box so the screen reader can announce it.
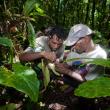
[86,58,110,68]
[75,77,110,98]
[41,60,50,88]
[0,37,13,47]
[0,63,40,102]
[27,21,36,48]
[65,58,110,68]
[23,0,39,16]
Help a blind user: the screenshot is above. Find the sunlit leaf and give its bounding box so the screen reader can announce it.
[75,77,110,98]
[27,21,36,48]
[107,0,110,4]
[65,58,110,68]
[35,3,46,16]
[35,7,44,14]
[83,0,89,3]
[0,63,40,102]
[41,59,50,88]
[23,0,39,16]
[86,58,110,68]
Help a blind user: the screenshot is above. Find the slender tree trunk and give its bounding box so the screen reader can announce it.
[55,0,60,24]
[76,1,80,23]
[62,0,68,26]
[98,0,107,31]
[91,0,95,29]
[102,0,107,28]
[85,0,90,24]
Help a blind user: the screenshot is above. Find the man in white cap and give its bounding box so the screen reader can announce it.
[55,24,107,86]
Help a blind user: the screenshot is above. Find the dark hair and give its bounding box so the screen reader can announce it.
[48,26,67,40]
[44,26,53,36]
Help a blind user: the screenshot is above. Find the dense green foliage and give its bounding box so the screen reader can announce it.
[0,0,110,109]
[0,63,40,102]
[0,0,110,42]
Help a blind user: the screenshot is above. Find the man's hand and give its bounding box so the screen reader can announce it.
[41,51,56,62]
[55,63,84,82]
[55,63,71,74]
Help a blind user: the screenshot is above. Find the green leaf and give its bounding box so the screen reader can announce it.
[0,63,40,102]
[41,60,50,88]
[0,103,16,110]
[27,21,36,48]
[0,37,13,47]
[0,37,14,64]
[35,3,42,13]
[64,58,80,63]
[86,58,110,68]
[65,58,110,68]
[75,77,110,98]
[35,3,46,16]
[23,0,39,16]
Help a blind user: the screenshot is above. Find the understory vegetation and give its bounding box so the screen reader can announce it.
[0,0,110,109]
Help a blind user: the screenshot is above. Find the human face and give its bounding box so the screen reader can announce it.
[71,36,90,54]
[48,34,63,51]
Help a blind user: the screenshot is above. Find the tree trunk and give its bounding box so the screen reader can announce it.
[85,0,90,24]
[91,0,95,29]
[55,0,60,24]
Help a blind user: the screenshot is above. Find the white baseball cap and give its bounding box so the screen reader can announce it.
[65,24,93,46]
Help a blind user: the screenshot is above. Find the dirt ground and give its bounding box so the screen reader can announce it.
[41,83,110,110]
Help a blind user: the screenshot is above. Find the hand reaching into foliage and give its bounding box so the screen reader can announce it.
[55,62,84,82]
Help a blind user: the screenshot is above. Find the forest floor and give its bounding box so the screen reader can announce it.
[1,82,110,110]
[41,82,110,110]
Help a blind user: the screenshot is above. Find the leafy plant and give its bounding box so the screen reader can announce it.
[65,58,110,68]
[0,0,45,104]
[41,59,50,89]
[0,63,40,102]
[23,0,46,49]
[0,37,13,48]
[0,37,14,64]
[86,58,110,68]
[23,0,39,16]
[27,21,36,48]
[75,77,110,98]
[34,3,46,16]
[65,57,110,99]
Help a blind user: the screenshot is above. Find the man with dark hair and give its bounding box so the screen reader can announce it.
[19,26,67,62]
[19,26,67,91]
